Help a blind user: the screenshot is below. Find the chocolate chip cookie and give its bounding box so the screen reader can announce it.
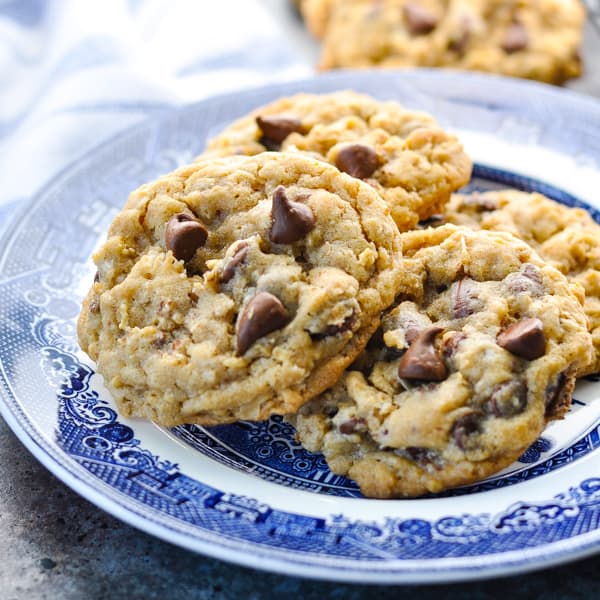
[77,152,403,426]
[315,0,583,84]
[202,91,472,231]
[299,0,336,38]
[445,190,600,375]
[290,225,593,498]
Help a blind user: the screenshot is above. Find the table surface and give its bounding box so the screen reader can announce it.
[2,4,600,598]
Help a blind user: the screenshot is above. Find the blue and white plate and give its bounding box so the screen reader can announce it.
[1,71,599,583]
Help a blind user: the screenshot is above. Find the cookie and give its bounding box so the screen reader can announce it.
[317,0,583,84]
[202,91,472,231]
[299,0,336,38]
[444,189,600,375]
[290,225,593,498]
[77,152,403,426]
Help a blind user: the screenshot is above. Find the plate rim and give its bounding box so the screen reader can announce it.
[1,68,600,584]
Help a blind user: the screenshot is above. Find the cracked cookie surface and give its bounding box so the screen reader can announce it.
[445,190,600,375]
[77,152,402,426]
[201,91,472,231]
[290,225,593,498]
[314,0,583,84]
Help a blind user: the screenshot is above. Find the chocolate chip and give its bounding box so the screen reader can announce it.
[220,242,249,283]
[269,186,315,244]
[448,19,471,55]
[501,22,528,53]
[405,446,437,464]
[152,332,168,349]
[165,213,208,262]
[404,2,438,35]
[497,318,545,360]
[237,291,290,355]
[325,406,339,418]
[419,214,444,228]
[335,144,380,179]
[397,326,447,381]
[452,413,483,450]
[544,370,573,419]
[339,418,366,434]
[452,277,478,318]
[442,331,466,359]
[404,327,421,345]
[256,115,303,150]
[461,193,499,212]
[488,380,527,417]
[310,312,356,341]
[93,271,100,283]
[505,264,544,296]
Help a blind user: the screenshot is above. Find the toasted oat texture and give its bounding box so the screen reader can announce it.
[290,225,593,498]
[78,152,403,426]
[201,91,472,231]
[315,0,583,84]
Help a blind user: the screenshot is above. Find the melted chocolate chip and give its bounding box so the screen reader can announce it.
[419,214,444,228]
[442,331,466,360]
[452,413,483,450]
[237,292,290,355]
[152,332,168,349]
[497,318,546,360]
[452,277,478,319]
[544,370,573,419]
[325,406,339,418]
[269,186,315,245]
[335,144,380,179]
[404,2,438,35]
[220,242,249,283]
[505,264,544,296]
[488,380,527,417]
[339,418,366,434]
[461,193,499,212]
[397,326,447,381]
[256,115,303,150]
[404,446,436,464]
[501,22,529,53]
[310,312,357,341]
[165,213,208,262]
[448,19,471,55]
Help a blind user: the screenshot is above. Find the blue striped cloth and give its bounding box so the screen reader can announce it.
[0,0,310,221]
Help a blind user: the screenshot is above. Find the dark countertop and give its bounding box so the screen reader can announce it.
[1,5,600,599]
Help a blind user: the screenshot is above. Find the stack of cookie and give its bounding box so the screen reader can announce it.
[78,91,596,498]
[299,0,585,84]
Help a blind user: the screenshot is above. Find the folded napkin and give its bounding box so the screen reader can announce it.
[0,0,311,221]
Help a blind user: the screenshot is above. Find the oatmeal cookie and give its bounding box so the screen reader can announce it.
[299,0,337,38]
[78,152,402,426]
[202,91,472,231]
[445,189,600,375]
[290,225,593,497]
[317,0,583,84]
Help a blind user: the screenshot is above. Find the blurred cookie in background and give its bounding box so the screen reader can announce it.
[300,0,584,84]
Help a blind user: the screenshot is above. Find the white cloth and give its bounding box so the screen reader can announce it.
[0,0,311,219]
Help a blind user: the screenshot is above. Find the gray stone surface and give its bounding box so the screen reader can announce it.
[2,3,600,599]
